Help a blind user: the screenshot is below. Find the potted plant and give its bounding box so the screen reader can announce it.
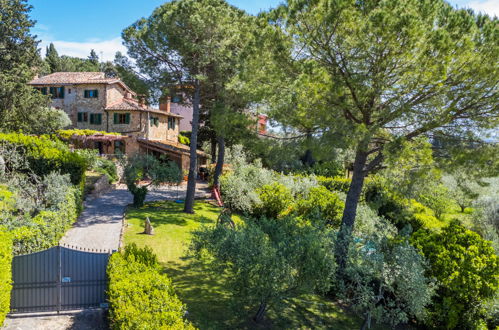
[183,169,189,181]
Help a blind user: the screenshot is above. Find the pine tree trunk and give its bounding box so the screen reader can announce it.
[210,135,217,164]
[335,144,369,273]
[184,80,201,214]
[253,301,267,323]
[213,136,225,188]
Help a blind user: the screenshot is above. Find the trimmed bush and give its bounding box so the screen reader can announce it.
[0,229,12,326]
[107,244,194,330]
[0,133,87,186]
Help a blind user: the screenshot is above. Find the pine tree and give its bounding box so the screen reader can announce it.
[0,0,50,132]
[88,49,99,66]
[123,0,254,213]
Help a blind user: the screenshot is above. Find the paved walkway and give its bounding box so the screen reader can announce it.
[60,182,210,251]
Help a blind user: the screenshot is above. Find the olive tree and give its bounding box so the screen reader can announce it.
[124,154,182,207]
[191,216,336,323]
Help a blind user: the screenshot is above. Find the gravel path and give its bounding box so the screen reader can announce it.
[60,182,210,251]
[2,309,108,330]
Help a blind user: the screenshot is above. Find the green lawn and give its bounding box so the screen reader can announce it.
[124,201,376,329]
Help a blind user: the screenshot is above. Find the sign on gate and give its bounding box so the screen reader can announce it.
[10,245,113,313]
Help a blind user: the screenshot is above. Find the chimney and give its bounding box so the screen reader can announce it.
[125,92,132,99]
[159,96,171,113]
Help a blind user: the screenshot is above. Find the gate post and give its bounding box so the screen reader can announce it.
[57,245,62,314]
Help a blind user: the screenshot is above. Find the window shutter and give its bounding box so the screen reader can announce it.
[90,114,95,124]
[125,113,130,124]
[60,86,65,98]
[77,112,82,122]
[114,113,118,124]
[95,90,99,98]
[97,114,102,125]
[42,87,47,95]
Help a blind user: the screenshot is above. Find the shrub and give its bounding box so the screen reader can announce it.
[0,132,87,186]
[178,133,190,145]
[0,228,12,327]
[317,176,351,193]
[364,180,441,232]
[11,184,79,255]
[107,244,194,330]
[294,186,344,227]
[411,222,499,329]
[94,158,118,182]
[276,174,317,199]
[220,159,274,214]
[255,182,293,218]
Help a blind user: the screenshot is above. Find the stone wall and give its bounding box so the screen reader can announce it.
[147,114,179,142]
[106,83,125,106]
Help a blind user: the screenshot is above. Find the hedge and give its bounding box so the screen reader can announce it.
[0,229,12,326]
[0,133,87,186]
[107,244,195,330]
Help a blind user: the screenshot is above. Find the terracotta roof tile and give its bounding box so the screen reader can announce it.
[137,138,207,157]
[29,72,121,85]
[105,99,183,118]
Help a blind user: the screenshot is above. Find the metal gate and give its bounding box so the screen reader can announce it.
[10,245,112,313]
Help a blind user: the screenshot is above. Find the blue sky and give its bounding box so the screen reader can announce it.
[28,0,498,61]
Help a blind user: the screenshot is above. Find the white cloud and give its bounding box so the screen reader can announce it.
[464,0,499,16]
[38,37,127,62]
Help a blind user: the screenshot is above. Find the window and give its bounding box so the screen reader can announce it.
[150,117,159,127]
[68,88,72,94]
[36,87,48,95]
[113,113,130,125]
[114,141,125,155]
[77,112,88,122]
[49,86,64,99]
[89,113,102,125]
[171,94,182,103]
[168,117,176,130]
[84,90,99,98]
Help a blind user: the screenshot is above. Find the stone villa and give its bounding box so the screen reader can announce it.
[29,72,207,171]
